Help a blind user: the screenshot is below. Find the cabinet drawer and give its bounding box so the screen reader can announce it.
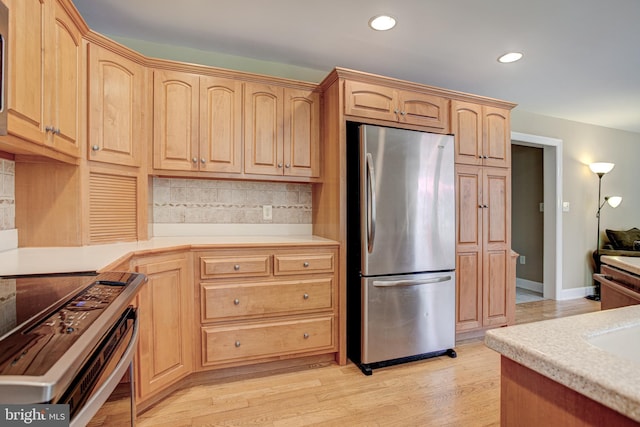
[274,253,335,275]
[200,255,271,279]
[201,278,334,321]
[201,317,334,365]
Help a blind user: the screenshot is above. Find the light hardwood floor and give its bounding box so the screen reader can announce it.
[92,298,600,427]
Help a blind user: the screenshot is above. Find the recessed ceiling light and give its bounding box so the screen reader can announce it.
[369,15,396,31]
[498,52,523,63]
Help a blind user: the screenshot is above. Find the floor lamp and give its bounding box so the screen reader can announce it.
[587,162,622,301]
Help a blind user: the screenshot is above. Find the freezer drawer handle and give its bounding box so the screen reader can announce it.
[366,152,376,253]
[373,276,452,287]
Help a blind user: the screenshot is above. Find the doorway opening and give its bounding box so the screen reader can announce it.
[511,132,563,301]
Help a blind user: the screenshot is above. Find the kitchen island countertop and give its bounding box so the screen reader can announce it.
[0,235,338,276]
[485,305,640,422]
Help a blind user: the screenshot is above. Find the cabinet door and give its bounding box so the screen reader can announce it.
[344,80,396,122]
[283,88,320,178]
[88,44,147,167]
[452,100,483,166]
[7,0,45,144]
[483,106,511,168]
[455,165,483,332]
[45,0,81,157]
[397,90,448,130]
[135,254,193,401]
[153,70,200,171]
[244,83,284,175]
[199,76,243,173]
[482,167,511,326]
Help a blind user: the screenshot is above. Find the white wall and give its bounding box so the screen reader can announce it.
[511,110,640,290]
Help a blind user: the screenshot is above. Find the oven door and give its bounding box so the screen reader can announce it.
[62,307,138,427]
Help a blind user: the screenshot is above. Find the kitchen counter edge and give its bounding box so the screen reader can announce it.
[485,305,640,423]
[0,235,339,276]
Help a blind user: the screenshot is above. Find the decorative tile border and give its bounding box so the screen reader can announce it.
[0,159,15,231]
[151,177,312,224]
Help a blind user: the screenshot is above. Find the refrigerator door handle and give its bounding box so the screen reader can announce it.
[373,276,452,287]
[366,152,376,253]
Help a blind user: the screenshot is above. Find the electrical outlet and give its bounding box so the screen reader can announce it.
[520,255,526,265]
[262,205,273,221]
[562,201,570,212]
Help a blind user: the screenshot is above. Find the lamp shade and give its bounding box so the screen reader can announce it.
[589,162,615,175]
[606,196,622,208]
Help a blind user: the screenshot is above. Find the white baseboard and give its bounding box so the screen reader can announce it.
[516,278,543,293]
[557,286,595,301]
[0,229,18,252]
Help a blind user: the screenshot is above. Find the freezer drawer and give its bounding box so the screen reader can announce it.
[361,272,455,364]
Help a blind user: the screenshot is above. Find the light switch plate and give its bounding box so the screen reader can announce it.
[562,202,570,212]
[263,205,273,220]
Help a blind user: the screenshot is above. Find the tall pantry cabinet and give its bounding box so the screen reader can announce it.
[452,100,515,338]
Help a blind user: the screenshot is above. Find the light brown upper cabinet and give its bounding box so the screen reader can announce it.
[344,80,449,130]
[452,100,510,168]
[244,83,320,178]
[87,43,147,167]
[8,0,82,158]
[153,70,243,174]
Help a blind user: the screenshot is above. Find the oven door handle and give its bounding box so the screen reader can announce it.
[70,313,139,427]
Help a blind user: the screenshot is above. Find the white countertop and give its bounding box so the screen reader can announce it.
[485,305,640,422]
[601,255,640,275]
[0,235,338,276]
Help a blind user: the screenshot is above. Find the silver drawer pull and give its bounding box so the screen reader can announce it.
[303,333,309,339]
[235,340,241,347]
[234,264,240,271]
[303,293,309,300]
[303,262,309,268]
[234,298,240,305]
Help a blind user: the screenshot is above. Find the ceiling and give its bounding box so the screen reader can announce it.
[73,0,640,134]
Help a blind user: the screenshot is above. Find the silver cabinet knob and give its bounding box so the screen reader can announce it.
[234,298,240,305]
[277,162,283,168]
[192,157,198,163]
[235,340,241,347]
[303,262,309,268]
[303,333,309,339]
[303,293,309,300]
[285,163,290,168]
[400,111,406,116]
[55,128,61,135]
[201,158,206,164]
[394,109,399,114]
[91,145,100,151]
[234,264,240,271]
[45,125,55,133]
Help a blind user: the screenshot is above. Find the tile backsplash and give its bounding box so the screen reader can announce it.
[152,177,312,224]
[0,159,15,231]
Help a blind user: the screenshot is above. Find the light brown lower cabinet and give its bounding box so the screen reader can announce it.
[196,245,339,370]
[455,165,514,338]
[133,252,193,404]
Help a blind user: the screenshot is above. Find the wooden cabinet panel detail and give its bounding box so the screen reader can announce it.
[7,0,81,158]
[153,70,200,171]
[200,76,243,173]
[452,101,510,168]
[201,278,333,321]
[135,254,193,401]
[455,165,512,335]
[196,245,339,369]
[88,44,146,167]
[201,316,334,366]
[344,80,448,130]
[200,254,271,279]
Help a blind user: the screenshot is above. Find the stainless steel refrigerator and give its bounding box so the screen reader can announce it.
[346,123,457,375]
